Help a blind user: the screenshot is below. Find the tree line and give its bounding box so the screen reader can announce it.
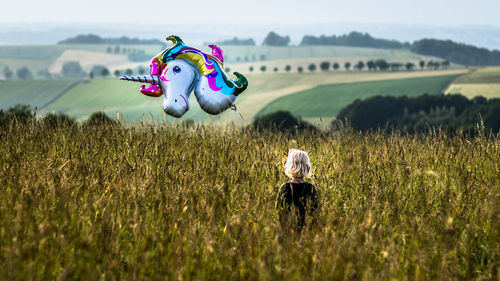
[251,94,500,136]
[411,39,500,66]
[336,94,500,134]
[58,34,164,45]
[259,31,500,66]
[300,31,410,49]
[245,59,448,74]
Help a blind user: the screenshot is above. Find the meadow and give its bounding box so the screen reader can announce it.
[0,121,498,280]
[258,74,461,120]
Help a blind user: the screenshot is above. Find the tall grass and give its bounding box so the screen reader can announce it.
[0,122,498,280]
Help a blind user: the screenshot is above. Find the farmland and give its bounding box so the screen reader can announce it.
[445,67,500,99]
[0,122,498,280]
[258,74,461,121]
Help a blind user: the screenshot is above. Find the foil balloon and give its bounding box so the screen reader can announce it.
[120,35,248,118]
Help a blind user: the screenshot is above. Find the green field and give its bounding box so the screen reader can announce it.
[39,78,210,123]
[259,74,461,119]
[0,79,79,110]
[0,123,498,280]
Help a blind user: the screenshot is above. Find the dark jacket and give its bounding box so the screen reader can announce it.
[276,182,318,230]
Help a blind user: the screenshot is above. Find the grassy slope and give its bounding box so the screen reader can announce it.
[0,79,79,110]
[258,74,461,119]
[0,124,498,280]
[39,78,208,123]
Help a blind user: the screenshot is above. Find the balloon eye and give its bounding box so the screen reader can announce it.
[173,66,181,73]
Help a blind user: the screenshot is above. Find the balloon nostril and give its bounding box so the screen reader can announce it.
[175,99,177,103]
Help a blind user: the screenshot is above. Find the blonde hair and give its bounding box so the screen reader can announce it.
[284,149,312,178]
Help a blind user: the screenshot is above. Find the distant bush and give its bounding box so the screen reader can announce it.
[251,111,317,133]
[40,113,75,128]
[260,66,267,72]
[273,67,278,72]
[285,65,291,72]
[3,66,14,79]
[308,63,316,72]
[249,66,254,72]
[0,104,34,127]
[84,112,118,127]
[320,62,331,71]
[297,66,303,73]
[16,67,33,80]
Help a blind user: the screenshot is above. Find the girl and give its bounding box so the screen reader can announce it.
[276,149,319,231]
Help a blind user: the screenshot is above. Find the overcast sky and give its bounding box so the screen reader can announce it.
[2,0,500,26]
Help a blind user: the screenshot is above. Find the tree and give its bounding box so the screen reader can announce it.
[225,67,231,72]
[260,65,267,72]
[375,59,390,71]
[273,67,278,72]
[101,67,110,77]
[251,111,316,133]
[367,60,375,71]
[3,66,13,79]
[16,67,33,80]
[106,46,112,53]
[344,62,351,71]
[441,60,450,69]
[114,70,121,77]
[89,72,94,79]
[260,54,267,61]
[91,65,107,77]
[333,62,339,71]
[308,63,316,72]
[249,66,254,72]
[262,31,290,46]
[285,65,291,72]
[61,61,84,77]
[419,60,425,70]
[297,66,303,73]
[355,61,365,71]
[320,61,331,71]
[138,66,146,75]
[114,45,120,54]
[125,68,133,75]
[405,62,415,71]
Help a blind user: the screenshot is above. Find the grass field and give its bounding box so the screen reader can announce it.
[0,79,80,110]
[0,123,498,280]
[257,74,461,120]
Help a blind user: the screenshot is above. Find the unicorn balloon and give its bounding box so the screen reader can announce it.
[120,35,248,118]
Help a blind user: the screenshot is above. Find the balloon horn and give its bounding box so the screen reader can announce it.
[120,75,160,85]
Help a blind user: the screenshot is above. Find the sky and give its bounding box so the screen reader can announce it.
[2,0,500,26]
